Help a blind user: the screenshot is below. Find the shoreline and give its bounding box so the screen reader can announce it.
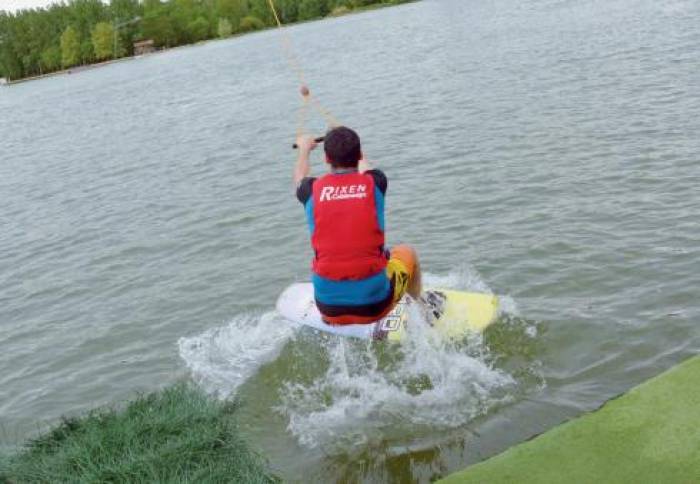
[0,1,414,87]
[2,55,138,86]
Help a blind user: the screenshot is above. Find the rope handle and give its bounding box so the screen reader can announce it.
[292,137,325,150]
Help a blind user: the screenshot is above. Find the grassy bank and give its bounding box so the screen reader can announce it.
[440,355,700,484]
[0,384,277,483]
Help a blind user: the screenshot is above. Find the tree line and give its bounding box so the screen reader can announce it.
[0,0,409,81]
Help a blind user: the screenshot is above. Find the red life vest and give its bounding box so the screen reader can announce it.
[311,171,387,280]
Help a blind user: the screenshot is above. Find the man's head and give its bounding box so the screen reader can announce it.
[324,126,362,169]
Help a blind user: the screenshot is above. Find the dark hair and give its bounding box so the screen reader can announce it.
[324,126,361,168]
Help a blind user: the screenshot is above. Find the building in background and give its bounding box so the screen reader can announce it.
[133,40,155,56]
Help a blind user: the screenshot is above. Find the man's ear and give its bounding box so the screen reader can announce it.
[359,151,364,161]
[325,154,333,165]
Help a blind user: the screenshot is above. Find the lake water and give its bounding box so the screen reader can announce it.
[1,0,699,481]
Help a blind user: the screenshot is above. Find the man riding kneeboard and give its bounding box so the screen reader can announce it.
[294,126,422,325]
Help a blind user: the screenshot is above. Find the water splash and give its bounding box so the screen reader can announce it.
[423,265,491,294]
[178,266,541,453]
[275,303,517,452]
[178,311,294,397]
[275,267,527,453]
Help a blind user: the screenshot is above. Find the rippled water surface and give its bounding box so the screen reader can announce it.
[2,0,699,481]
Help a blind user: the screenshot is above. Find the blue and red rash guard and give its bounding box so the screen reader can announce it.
[297,169,393,323]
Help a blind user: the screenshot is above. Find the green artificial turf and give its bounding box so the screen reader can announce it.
[0,383,278,483]
[441,355,700,484]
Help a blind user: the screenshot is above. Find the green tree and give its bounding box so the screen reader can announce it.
[91,21,115,60]
[239,15,264,32]
[68,0,108,46]
[215,0,248,28]
[109,0,143,56]
[248,0,275,26]
[0,36,23,80]
[277,0,300,23]
[349,0,377,7]
[0,0,398,81]
[40,45,62,71]
[80,39,94,63]
[217,17,233,38]
[60,26,80,67]
[171,0,197,44]
[142,0,178,48]
[298,0,327,20]
[187,16,209,42]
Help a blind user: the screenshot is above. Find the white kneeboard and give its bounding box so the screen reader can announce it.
[276,283,499,342]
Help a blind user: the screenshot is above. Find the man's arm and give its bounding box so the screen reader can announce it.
[293,135,318,186]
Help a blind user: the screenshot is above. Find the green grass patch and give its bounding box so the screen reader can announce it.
[440,355,700,484]
[0,383,278,483]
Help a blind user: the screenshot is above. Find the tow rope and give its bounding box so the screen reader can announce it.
[265,0,340,145]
